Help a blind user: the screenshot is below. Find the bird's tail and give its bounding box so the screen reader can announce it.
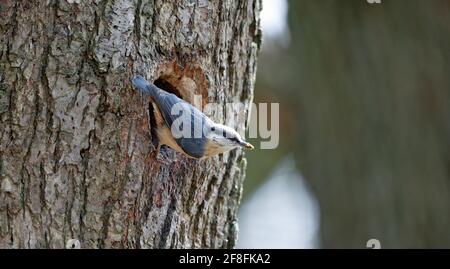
[132,75,159,98]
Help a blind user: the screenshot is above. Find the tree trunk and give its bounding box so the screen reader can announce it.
[0,0,261,249]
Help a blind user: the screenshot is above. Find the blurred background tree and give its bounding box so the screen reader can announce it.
[242,0,450,248]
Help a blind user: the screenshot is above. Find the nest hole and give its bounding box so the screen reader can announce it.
[148,78,183,150]
[147,69,208,155]
[154,78,183,99]
[148,102,158,148]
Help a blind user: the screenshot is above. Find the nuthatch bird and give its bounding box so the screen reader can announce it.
[132,75,254,159]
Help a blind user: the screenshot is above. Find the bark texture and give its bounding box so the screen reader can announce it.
[0,0,261,248]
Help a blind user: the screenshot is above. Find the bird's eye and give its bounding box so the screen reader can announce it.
[211,127,215,131]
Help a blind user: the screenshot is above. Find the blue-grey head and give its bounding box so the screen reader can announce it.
[205,123,254,155]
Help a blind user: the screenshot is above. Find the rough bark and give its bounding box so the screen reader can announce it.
[0,0,261,249]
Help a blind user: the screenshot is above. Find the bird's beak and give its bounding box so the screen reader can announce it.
[240,141,254,150]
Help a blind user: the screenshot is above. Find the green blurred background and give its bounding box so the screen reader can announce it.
[240,0,450,248]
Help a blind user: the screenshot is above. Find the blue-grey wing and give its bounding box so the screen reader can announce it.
[152,90,183,127]
[153,91,209,158]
